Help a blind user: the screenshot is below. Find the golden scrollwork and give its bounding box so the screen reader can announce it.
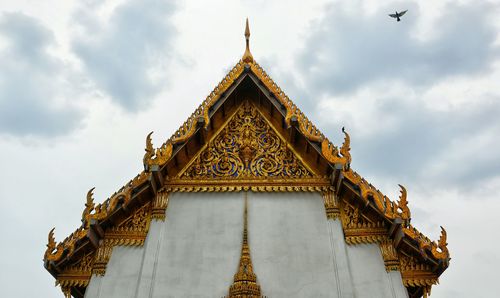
[143,131,173,170]
[403,225,450,261]
[182,101,313,180]
[321,127,351,170]
[226,193,263,298]
[44,184,146,267]
[82,186,133,230]
[343,170,411,223]
[379,239,400,271]
[44,227,86,263]
[341,202,387,244]
[45,228,64,262]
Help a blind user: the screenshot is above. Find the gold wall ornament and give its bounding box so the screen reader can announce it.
[143,131,173,170]
[152,190,170,221]
[379,239,400,271]
[92,239,114,276]
[56,253,94,290]
[341,202,387,245]
[322,189,340,220]
[226,193,263,298]
[182,101,314,180]
[163,180,330,193]
[400,254,438,297]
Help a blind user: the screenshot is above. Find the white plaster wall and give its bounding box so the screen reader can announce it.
[84,246,144,298]
[84,191,408,298]
[248,192,340,297]
[150,192,244,298]
[346,243,408,298]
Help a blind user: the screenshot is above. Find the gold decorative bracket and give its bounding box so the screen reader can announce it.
[322,189,340,220]
[152,190,170,221]
[379,239,400,271]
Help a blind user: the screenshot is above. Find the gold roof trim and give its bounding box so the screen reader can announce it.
[142,21,351,171]
[343,168,449,261]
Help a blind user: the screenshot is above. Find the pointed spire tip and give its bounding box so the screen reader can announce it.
[242,18,254,63]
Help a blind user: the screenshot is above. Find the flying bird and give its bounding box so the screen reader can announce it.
[389,10,407,22]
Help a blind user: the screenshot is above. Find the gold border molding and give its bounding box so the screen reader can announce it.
[341,200,387,245]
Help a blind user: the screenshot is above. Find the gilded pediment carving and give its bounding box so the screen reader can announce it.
[180,101,314,180]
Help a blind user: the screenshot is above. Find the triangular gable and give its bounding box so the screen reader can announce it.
[181,100,315,179]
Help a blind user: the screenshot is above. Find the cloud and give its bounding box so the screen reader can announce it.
[72,0,177,111]
[284,0,500,190]
[297,1,500,95]
[340,93,500,188]
[0,12,82,137]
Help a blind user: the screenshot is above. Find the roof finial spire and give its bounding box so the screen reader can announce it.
[242,18,254,63]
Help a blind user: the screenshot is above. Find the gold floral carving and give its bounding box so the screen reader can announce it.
[321,127,351,170]
[341,202,387,244]
[322,189,340,220]
[182,101,314,180]
[343,170,411,223]
[226,193,263,298]
[152,190,170,221]
[379,239,400,271]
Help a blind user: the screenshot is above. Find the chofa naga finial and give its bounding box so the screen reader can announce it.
[242,18,254,64]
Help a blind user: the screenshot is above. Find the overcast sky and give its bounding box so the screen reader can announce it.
[1,0,499,297]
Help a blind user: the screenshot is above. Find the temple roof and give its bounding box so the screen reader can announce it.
[44,20,449,298]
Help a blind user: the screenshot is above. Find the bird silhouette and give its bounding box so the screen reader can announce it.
[389,10,407,22]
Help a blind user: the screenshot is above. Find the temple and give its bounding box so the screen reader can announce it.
[43,19,450,298]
